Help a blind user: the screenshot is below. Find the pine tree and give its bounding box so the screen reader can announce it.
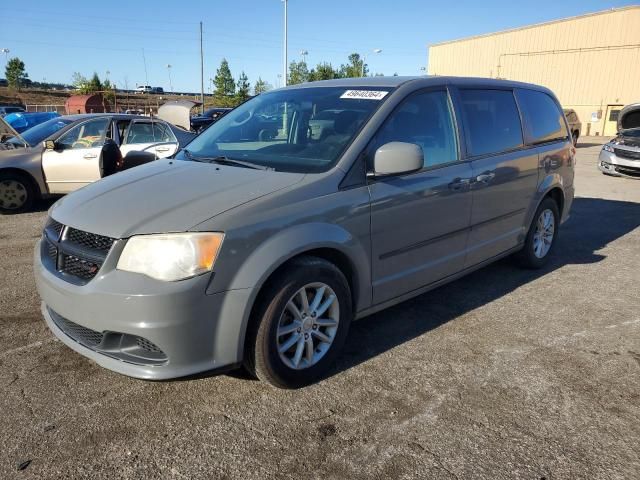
[236,71,251,102]
[214,58,236,97]
[5,57,28,90]
[254,77,269,95]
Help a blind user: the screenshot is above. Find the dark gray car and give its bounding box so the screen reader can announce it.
[34,77,575,388]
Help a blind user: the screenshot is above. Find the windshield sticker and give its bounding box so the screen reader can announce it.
[340,90,388,100]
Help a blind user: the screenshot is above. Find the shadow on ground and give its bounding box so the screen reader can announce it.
[330,196,640,375]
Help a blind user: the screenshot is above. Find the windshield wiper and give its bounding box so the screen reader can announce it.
[184,149,273,170]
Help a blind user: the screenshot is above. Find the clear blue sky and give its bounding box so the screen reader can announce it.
[1,0,636,92]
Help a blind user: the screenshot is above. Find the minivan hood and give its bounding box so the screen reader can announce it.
[50,159,305,238]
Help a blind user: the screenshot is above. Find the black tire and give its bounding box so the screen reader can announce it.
[0,171,36,214]
[515,197,560,269]
[244,256,352,389]
[572,131,579,147]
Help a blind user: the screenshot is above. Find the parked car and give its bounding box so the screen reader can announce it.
[0,105,26,116]
[0,114,195,213]
[135,85,152,94]
[0,79,8,87]
[34,77,574,388]
[190,107,232,132]
[150,87,164,95]
[599,102,640,178]
[563,108,582,146]
[4,111,60,133]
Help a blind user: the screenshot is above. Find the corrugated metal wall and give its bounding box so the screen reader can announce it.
[427,7,640,136]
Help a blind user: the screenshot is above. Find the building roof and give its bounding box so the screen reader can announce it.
[429,5,639,47]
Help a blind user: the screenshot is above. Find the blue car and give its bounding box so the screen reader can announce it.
[4,112,60,133]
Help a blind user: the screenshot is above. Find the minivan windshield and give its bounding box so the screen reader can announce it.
[176,86,392,173]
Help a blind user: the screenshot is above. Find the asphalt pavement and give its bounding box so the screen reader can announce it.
[1,137,638,479]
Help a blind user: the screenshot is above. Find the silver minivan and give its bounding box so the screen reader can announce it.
[34,77,575,388]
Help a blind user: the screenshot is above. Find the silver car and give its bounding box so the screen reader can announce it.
[0,114,193,213]
[34,77,575,388]
[599,103,640,178]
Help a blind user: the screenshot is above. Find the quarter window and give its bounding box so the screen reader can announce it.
[370,90,458,168]
[459,89,523,157]
[516,89,567,144]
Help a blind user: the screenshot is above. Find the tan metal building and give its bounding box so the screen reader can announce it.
[427,6,640,136]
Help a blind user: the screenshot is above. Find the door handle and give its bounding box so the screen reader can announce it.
[83,153,98,159]
[448,177,471,191]
[155,147,170,152]
[475,172,495,184]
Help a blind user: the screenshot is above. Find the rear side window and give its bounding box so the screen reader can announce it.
[516,89,567,144]
[459,89,523,157]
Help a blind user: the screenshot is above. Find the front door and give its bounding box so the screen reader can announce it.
[369,89,473,305]
[42,117,110,194]
[603,105,624,137]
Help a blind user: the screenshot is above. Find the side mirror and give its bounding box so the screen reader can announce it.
[371,142,423,177]
[44,140,57,150]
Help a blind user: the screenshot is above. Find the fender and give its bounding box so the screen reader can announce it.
[524,172,566,230]
[217,222,372,363]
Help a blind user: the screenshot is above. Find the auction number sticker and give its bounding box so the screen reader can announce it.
[340,90,389,100]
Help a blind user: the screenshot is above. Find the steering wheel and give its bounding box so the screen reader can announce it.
[229,110,253,127]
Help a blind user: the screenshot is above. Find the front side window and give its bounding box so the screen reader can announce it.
[369,90,458,168]
[175,87,392,173]
[459,89,523,157]
[516,89,567,144]
[57,118,110,150]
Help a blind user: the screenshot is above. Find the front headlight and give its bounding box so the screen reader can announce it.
[117,232,224,281]
[603,144,615,153]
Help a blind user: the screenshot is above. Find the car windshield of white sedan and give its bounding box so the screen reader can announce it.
[176,87,392,173]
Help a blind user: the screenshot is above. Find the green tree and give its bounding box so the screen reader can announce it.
[236,71,251,102]
[213,58,235,96]
[288,60,309,85]
[5,57,28,90]
[254,77,269,95]
[313,62,337,81]
[339,53,367,78]
[88,72,102,92]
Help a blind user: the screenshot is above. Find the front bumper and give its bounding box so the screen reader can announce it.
[598,149,640,178]
[34,239,252,380]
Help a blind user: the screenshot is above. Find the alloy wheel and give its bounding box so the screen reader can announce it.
[276,282,340,370]
[533,209,555,258]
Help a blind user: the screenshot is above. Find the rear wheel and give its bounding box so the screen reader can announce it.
[244,256,352,389]
[572,131,579,146]
[515,197,559,269]
[0,172,36,214]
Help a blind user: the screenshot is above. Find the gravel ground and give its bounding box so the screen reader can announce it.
[1,138,639,479]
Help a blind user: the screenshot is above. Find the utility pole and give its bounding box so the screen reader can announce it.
[200,21,205,113]
[283,0,288,87]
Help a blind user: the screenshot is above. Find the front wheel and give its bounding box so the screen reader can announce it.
[572,132,579,146]
[0,172,36,214]
[515,197,559,269]
[244,257,352,389]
